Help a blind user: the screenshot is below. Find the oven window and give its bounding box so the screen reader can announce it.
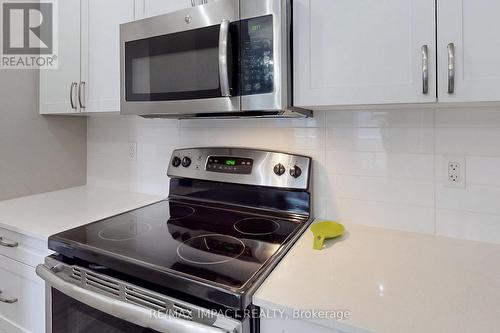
[125,24,236,101]
[51,289,159,333]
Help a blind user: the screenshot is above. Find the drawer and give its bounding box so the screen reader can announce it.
[0,255,45,333]
[0,228,51,267]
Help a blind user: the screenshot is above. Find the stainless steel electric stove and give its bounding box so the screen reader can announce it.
[37,148,312,333]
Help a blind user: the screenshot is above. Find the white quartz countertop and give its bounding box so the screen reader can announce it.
[254,222,500,333]
[0,186,163,241]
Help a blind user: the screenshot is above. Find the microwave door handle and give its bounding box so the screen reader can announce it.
[218,19,231,97]
[36,265,232,333]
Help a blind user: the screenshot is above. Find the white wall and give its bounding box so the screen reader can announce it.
[0,70,87,201]
[87,107,500,244]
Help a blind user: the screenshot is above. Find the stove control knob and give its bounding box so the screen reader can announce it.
[181,156,192,168]
[273,163,286,176]
[289,165,302,178]
[172,156,182,167]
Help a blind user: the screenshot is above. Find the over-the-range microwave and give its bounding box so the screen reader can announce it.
[120,0,311,118]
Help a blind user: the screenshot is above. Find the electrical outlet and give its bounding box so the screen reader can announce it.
[128,142,137,161]
[444,156,465,188]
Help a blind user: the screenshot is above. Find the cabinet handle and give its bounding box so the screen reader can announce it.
[421,45,429,95]
[69,82,77,110]
[0,290,18,304]
[0,237,18,248]
[447,43,455,94]
[78,81,86,109]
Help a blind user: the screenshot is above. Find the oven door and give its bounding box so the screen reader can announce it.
[37,259,242,333]
[120,0,240,116]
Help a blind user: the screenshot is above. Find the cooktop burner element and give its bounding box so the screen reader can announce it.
[234,218,280,236]
[98,221,152,241]
[168,204,195,220]
[177,234,246,265]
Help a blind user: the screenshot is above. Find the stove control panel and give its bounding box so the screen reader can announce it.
[168,148,311,190]
[206,156,254,175]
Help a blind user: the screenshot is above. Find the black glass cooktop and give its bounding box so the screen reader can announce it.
[49,200,305,291]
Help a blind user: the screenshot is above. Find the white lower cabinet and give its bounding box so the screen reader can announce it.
[0,255,45,333]
[260,317,344,333]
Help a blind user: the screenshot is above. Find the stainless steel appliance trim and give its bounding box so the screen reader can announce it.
[78,81,86,109]
[0,236,18,248]
[0,290,18,304]
[421,45,429,95]
[38,258,242,333]
[167,147,311,190]
[218,19,231,97]
[447,42,455,94]
[120,0,241,116]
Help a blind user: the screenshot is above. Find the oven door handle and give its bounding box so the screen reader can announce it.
[36,265,232,333]
[218,19,231,97]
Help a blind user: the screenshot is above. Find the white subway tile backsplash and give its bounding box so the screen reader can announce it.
[436,209,500,244]
[87,106,500,244]
[326,127,434,154]
[436,183,500,216]
[326,197,435,234]
[466,156,500,186]
[435,107,500,128]
[326,151,434,180]
[326,109,434,128]
[435,127,500,156]
[322,173,434,207]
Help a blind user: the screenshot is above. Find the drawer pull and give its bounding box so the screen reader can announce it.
[0,237,19,248]
[0,290,18,304]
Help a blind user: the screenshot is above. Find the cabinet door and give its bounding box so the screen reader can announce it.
[293,0,436,108]
[39,0,81,114]
[0,255,45,333]
[438,0,500,102]
[80,0,134,113]
[135,0,193,19]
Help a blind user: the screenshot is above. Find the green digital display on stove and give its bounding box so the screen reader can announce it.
[206,156,254,175]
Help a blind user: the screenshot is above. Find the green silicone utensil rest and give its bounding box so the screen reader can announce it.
[310,221,345,250]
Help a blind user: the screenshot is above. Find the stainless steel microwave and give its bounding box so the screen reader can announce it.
[120,0,311,118]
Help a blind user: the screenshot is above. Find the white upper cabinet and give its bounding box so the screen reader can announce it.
[80,0,134,113]
[39,0,81,114]
[40,0,134,115]
[293,0,437,108]
[437,0,500,103]
[135,0,198,20]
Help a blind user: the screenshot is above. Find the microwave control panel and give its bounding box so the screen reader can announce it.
[241,15,274,96]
